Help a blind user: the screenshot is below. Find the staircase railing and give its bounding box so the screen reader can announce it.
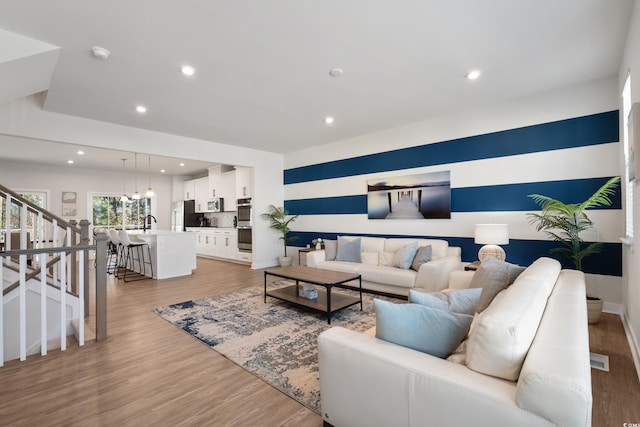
[0,184,108,366]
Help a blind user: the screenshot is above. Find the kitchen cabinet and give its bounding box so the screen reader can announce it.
[189,228,238,261]
[235,166,253,199]
[183,179,196,200]
[223,170,237,211]
[208,165,223,198]
[194,177,209,212]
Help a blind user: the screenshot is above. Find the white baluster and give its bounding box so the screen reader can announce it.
[40,252,48,356]
[60,251,66,352]
[4,194,11,252]
[52,220,58,288]
[19,254,27,361]
[78,250,85,346]
[0,255,4,367]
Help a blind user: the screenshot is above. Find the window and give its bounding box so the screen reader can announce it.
[91,194,151,229]
[622,75,633,239]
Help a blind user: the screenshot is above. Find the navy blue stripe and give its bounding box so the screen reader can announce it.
[284,111,619,185]
[290,232,621,276]
[285,177,621,215]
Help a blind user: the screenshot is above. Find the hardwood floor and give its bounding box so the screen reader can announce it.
[0,258,638,426]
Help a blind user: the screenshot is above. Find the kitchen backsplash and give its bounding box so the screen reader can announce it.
[204,212,237,228]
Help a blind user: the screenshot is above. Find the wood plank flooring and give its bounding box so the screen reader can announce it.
[0,258,638,426]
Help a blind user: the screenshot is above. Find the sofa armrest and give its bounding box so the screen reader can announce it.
[414,255,462,292]
[318,327,545,427]
[448,270,475,290]
[306,249,325,267]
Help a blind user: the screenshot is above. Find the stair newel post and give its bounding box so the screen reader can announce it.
[70,220,78,294]
[79,219,91,317]
[94,233,108,342]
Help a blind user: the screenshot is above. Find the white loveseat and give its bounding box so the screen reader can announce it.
[305,236,462,296]
[318,258,592,427]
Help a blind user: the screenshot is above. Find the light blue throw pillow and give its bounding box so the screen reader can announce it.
[374,299,473,358]
[408,288,482,316]
[336,236,361,262]
[393,241,419,269]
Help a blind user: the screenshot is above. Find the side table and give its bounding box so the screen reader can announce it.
[465,261,481,271]
[298,247,317,265]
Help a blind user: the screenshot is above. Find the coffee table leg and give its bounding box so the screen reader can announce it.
[359,276,363,311]
[264,271,267,303]
[326,285,332,324]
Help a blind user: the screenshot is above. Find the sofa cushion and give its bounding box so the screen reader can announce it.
[393,241,419,269]
[361,252,379,265]
[374,299,473,358]
[324,239,337,261]
[360,236,386,254]
[384,238,420,254]
[359,265,417,288]
[465,258,561,381]
[336,236,361,262]
[378,252,395,266]
[315,261,362,274]
[409,288,481,316]
[469,258,525,313]
[411,245,432,271]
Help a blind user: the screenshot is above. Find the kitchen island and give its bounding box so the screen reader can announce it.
[129,230,196,279]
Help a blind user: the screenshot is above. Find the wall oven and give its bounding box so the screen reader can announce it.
[237,198,252,252]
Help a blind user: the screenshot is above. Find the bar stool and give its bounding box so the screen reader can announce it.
[117,230,153,282]
[108,229,124,278]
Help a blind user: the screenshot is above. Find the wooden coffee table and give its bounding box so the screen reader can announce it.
[264,266,362,324]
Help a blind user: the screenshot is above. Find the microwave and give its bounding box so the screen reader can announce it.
[207,198,224,212]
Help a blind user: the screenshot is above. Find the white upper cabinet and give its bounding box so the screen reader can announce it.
[208,165,223,199]
[223,170,237,211]
[235,166,253,199]
[194,177,209,212]
[182,179,196,200]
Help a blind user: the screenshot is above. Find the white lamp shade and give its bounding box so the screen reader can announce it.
[474,224,509,245]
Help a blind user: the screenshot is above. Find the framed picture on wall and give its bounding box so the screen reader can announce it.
[367,171,451,219]
[61,191,77,217]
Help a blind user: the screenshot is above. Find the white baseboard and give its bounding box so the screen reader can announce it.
[603,302,624,315]
[620,312,640,385]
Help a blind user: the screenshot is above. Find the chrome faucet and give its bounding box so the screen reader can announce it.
[143,215,157,232]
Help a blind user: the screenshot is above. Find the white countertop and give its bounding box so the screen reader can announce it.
[129,229,193,236]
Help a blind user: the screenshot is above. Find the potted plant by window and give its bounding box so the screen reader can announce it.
[261,205,299,267]
[527,176,620,323]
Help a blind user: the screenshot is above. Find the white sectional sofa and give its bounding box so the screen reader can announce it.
[305,236,462,296]
[318,258,592,427]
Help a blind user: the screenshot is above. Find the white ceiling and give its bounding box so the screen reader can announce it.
[0,0,635,167]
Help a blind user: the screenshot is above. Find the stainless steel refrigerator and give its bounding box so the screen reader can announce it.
[171,200,203,231]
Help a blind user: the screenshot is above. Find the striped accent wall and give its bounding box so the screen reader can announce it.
[284,111,622,276]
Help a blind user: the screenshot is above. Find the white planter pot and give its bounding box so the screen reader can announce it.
[587,297,603,324]
[278,256,293,267]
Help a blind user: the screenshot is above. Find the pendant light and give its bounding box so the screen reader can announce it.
[145,154,155,197]
[120,158,129,202]
[132,153,141,200]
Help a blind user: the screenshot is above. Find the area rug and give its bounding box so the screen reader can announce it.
[153,284,395,413]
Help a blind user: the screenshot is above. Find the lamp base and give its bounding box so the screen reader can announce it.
[478,245,506,262]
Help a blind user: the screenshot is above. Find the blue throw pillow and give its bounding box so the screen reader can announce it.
[393,241,419,270]
[336,236,361,262]
[374,299,473,358]
[408,288,482,316]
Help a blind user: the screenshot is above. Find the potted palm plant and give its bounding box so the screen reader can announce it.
[527,176,620,323]
[261,205,299,267]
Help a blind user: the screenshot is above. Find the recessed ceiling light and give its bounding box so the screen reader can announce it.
[136,105,147,113]
[329,68,343,77]
[77,150,84,155]
[324,116,335,125]
[160,169,166,173]
[181,65,196,76]
[179,162,185,167]
[91,46,110,60]
[67,160,74,164]
[466,70,481,80]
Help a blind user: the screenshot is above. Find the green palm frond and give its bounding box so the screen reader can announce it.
[261,205,299,256]
[527,177,619,271]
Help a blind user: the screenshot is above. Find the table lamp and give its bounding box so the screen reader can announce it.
[474,224,509,262]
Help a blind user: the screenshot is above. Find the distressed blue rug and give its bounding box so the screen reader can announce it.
[153,284,391,413]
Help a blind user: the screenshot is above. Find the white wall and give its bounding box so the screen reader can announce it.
[619,0,640,372]
[0,159,173,230]
[0,95,285,268]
